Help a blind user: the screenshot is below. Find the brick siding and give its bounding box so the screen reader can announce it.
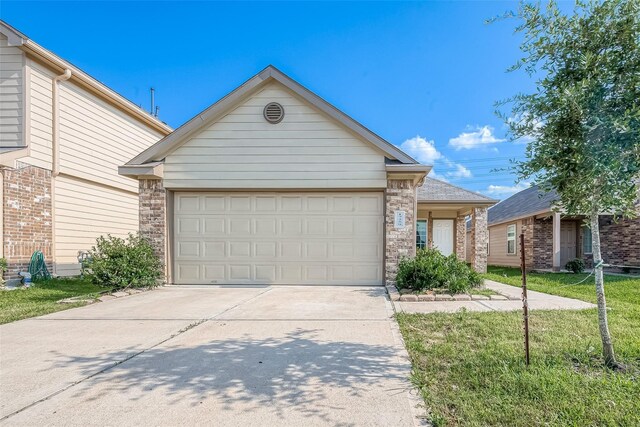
[469,207,488,273]
[139,179,167,279]
[385,179,416,287]
[2,163,53,281]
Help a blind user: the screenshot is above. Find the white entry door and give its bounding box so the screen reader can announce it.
[173,192,384,285]
[432,219,454,256]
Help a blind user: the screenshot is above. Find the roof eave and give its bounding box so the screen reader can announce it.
[0,20,172,136]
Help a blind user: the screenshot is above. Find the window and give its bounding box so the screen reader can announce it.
[507,224,517,255]
[416,220,427,249]
[582,225,592,254]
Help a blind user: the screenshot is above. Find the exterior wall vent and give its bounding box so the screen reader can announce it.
[263,102,284,124]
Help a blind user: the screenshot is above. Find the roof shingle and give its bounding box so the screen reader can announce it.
[417,177,496,203]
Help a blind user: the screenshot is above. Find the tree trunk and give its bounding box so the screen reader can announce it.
[590,211,617,368]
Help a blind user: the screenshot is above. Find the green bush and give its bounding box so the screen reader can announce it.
[85,234,163,289]
[565,258,585,274]
[396,248,482,293]
[0,257,7,287]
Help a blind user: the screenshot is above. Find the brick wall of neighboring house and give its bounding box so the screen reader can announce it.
[139,179,167,280]
[2,163,53,281]
[521,217,535,269]
[582,210,640,270]
[385,178,416,288]
[533,217,553,269]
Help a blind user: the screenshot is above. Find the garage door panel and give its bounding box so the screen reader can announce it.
[174,192,383,285]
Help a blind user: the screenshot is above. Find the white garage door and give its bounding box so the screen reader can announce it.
[173,192,384,285]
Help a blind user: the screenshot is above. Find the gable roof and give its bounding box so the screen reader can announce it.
[0,20,171,135]
[487,184,556,225]
[417,177,497,204]
[126,65,418,166]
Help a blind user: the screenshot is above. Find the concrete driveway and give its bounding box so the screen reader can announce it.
[0,286,421,426]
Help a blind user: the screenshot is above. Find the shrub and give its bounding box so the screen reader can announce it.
[396,248,482,293]
[0,257,7,287]
[565,258,585,274]
[85,233,163,289]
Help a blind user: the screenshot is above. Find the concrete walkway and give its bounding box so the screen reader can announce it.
[395,279,595,314]
[0,286,422,426]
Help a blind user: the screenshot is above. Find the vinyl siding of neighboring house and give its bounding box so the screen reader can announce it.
[1,37,167,278]
[163,82,388,189]
[0,34,23,148]
[487,220,523,267]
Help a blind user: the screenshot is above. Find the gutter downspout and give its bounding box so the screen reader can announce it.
[51,69,71,275]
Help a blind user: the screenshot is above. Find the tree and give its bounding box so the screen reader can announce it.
[497,0,640,368]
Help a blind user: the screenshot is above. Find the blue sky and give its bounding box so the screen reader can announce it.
[2,1,543,198]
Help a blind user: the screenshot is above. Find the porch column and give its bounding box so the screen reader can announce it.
[552,212,561,271]
[455,213,466,261]
[470,207,488,273]
[384,178,417,287]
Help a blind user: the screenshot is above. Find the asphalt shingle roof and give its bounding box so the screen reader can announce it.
[417,177,496,203]
[487,184,557,225]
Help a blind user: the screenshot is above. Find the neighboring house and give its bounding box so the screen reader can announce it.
[473,184,640,271]
[119,65,496,288]
[0,21,172,281]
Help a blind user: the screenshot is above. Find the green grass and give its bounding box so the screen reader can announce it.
[397,266,640,426]
[0,278,105,324]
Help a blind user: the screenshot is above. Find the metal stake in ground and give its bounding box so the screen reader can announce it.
[520,233,530,366]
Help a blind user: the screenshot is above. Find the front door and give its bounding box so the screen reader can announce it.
[560,221,577,267]
[432,219,454,256]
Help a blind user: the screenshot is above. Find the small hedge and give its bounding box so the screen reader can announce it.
[396,248,482,294]
[85,233,163,289]
[565,258,585,274]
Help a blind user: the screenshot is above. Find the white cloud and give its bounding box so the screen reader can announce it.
[400,135,442,164]
[483,182,531,197]
[428,169,449,182]
[447,164,472,178]
[449,126,505,150]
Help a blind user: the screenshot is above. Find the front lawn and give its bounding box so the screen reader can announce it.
[397,267,640,426]
[0,278,104,324]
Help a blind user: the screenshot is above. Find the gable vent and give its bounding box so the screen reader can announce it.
[263,102,285,124]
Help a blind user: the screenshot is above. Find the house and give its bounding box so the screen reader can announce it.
[478,184,640,271]
[119,65,497,288]
[0,21,172,281]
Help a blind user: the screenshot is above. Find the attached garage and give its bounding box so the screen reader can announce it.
[120,66,446,288]
[173,192,383,285]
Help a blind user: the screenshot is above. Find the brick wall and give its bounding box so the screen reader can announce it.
[139,179,167,279]
[533,217,553,269]
[469,207,488,273]
[385,179,416,287]
[2,163,53,280]
[521,217,535,269]
[455,214,466,261]
[596,210,640,268]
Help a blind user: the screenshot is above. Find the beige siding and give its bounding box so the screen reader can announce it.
[0,34,24,148]
[54,175,139,276]
[58,82,162,192]
[23,60,53,169]
[163,82,387,189]
[10,58,164,275]
[487,220,522,267]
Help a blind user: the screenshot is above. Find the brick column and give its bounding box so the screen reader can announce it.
[469,207,488,273]
[2,164,53,281]
[455,214,466,261]
[385,178,416,287]
[521,217,535,270]
[139,179,167,279]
